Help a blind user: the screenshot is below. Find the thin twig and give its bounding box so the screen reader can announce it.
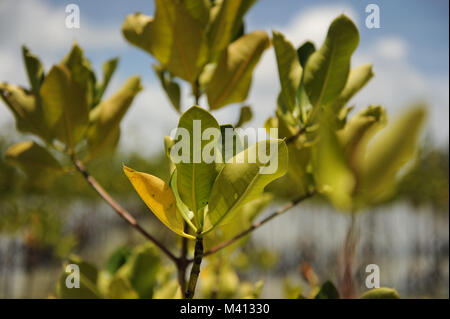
[71,156,178,263]
[285,127,306,144]
[199,191,315,258]
[177,223,189,294]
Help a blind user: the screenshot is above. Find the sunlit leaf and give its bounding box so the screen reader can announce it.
[312,121,355,211]
[338,105,386,171]
[0,83,50,141]
[207,31,270,109]
[87,76,141,156]
[114,244,161,299]
[122,0,208,83]
[303,15,359,107]
[358,106,426,205]
[207,0,257,62]
[61,43,96,107]
[204,139,288,232]
[172,106,220,223]
[123,165,194,239]
[169,169,197,232]
[360,287,400,299]
[272,31,302,112]
[57,255,102,299]
[182,0,210,26]
[105,277,139,299]
[326,64,374,114]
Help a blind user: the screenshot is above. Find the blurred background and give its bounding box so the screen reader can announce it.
[0,0,448,298]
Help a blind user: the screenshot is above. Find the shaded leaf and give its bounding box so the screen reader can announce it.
[235,105,252,127]
[5,140,61,183]
[21,45,44,94]
[297,41,316,68]
[314,280,340,299]
[153,64,181,113]
[94,57,119,106]
[40,65,89,148]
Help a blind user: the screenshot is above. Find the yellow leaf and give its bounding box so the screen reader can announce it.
[123,165,194,239]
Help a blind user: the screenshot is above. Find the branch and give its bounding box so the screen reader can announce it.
[201,191,315,258]
[71,156,178,263]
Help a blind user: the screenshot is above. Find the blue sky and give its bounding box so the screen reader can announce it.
[0,0,448,154]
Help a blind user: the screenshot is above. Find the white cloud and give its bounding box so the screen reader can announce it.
[375,37,408,61]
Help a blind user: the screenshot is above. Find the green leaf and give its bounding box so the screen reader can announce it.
[87,76,141,156]
[235,105,253,127]
[122,1,208,83]
[207,0,257,62]
[105,277,139,299]
[204,139,288,233]
[169,169,197,232]
[40,64,89,148]
[360,287,400,299]
[5,141,62,182]
[172,106,220,223]
[326,64,374,114]
[312,121,355,211]
[0,83,50,141]
[358,106,426,205]
[182,0,210,26]
[61,43,96,107]
[153,64,181,113]
[57,255,102,299]
[297,41,316,68]
[314,280,340,299]
[204,193,272,252]
[303,15,359,107]
[121,12,154,53]
[104,246,132,276]
[94,57,119,106]
[207,31,270,110]
[338,105,386,170]
[218,124,245,163]
[115,244,161,299]
[272,31,302,112]
[123,165,194,239]
[21,45,44,94]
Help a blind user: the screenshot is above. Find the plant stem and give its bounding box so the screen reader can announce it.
[71,155,178,263]
[185,236,203,299]
[177,223,189,293]
[200,191,315,258]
